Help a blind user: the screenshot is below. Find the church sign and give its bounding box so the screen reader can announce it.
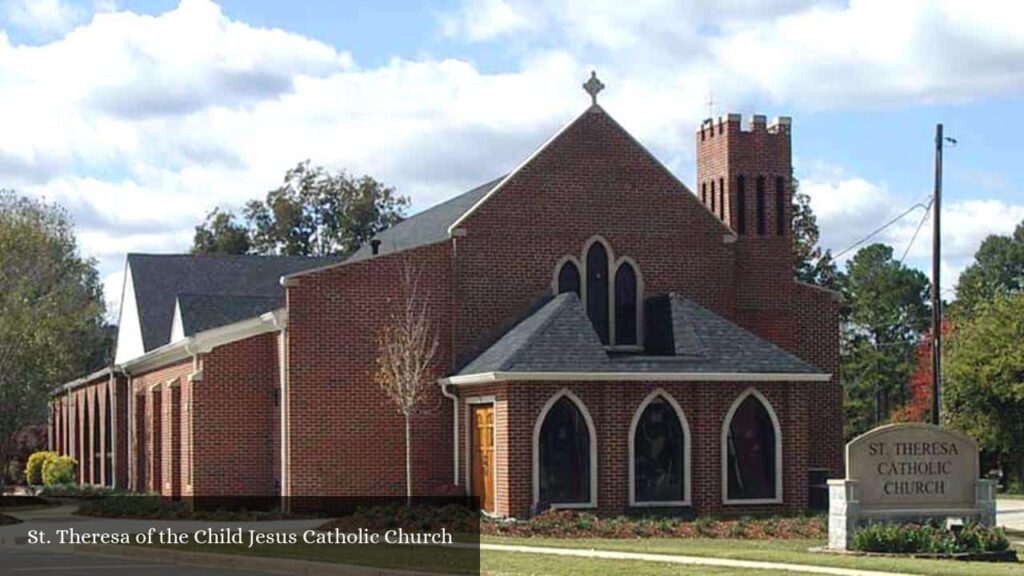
[847,423,977,511]
[828,423,996,550]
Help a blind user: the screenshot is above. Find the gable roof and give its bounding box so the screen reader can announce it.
[127,254,337,352]
[173,293,280,338]
[346,176,505,263]
[446,104,734,238]
[289,103,733,280]
[454,292,823,378]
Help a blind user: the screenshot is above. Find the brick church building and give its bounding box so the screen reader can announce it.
[50,79,841,518]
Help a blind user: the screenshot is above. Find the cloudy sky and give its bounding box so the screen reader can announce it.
[2,0,1022,318]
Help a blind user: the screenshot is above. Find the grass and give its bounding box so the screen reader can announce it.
[998,493,1024,500]
[482,536,1024,576]
[152,535,1024,576]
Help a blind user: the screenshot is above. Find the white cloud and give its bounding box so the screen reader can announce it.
[2,0,1023,313]
[441,0,1024,109]
[3,0,82,37]
[801,172,1024,291]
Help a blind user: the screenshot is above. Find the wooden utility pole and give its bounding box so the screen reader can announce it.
[931,124,943,426]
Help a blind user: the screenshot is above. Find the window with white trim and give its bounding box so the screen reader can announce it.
[557,260,581,297]
[632,393,688,504]
[553,238,643,349]
[585,242,610,344]
[725,391,780,502]
[537,396,592,506]
[614,262,638,345]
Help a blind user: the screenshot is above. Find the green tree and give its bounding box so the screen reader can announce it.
[791,178,839,288]
[192,208,251,255]
[944,293,1024,483]
[839,243,931,439]
[953,220,1024,316]
[192,161,409,257]
[0,191,109,468]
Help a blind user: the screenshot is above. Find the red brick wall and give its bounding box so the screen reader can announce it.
[794,283,844,476]
[452,108,737,366]
[286,242,455,498]
[460,380,815,518]
[194,333,279,496]
[130,360,192,495]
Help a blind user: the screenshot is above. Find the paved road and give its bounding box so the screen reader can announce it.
[0,546,278,575]
[998,498,1024,531]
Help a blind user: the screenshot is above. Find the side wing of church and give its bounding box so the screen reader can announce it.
[49,92,841,517]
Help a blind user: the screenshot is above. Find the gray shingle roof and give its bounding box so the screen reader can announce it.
[457,293,822,376]
[347,176,504,262]
[127,254,339,352]
[459,293,610,374]
[174,293,280,337]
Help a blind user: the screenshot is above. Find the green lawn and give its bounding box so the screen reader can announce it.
[152,535,1024,576]
[483,536,1024,576]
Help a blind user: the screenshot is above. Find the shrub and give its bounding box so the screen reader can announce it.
[853,522,1009,555]
[41,456,77,487]
[1006,477,1024,495]
[24,452,57,485]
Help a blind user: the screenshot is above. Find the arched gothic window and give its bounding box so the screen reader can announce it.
[557,260,581,297]
[736,176,747,234]
[585,243,610,344]
[537,395,593,506]
[632,393,688,504]
[614,263,638,345]
[724,391,780,502]
[756,176,766,235]
[775,176,786,236]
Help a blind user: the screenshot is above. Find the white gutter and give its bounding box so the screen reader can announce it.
[121,309,287,375]
[440,371,832,386]
[438,381,460,486]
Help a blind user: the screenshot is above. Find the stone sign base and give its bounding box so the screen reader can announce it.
[828,478,997,550]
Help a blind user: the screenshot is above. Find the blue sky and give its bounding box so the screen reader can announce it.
[1,0,1022,314]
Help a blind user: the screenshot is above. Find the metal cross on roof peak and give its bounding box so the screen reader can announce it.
[583,71,605,106]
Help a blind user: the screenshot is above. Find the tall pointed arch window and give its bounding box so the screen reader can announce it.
[723,390,781,503]
[536,393,595,507]
[557,260,581,297]
[585,243,610,344]
[775,176,786,236]
[631,392,689,505]
[614,262,638,345]
[756,176,766,235]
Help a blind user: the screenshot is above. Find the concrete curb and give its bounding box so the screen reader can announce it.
[75,544,448,576]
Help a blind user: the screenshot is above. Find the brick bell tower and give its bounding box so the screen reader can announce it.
[696,113,798,349]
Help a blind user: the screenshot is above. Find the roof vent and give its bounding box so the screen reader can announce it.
[370,239,381,255]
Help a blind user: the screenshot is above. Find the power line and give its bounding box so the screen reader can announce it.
[833,197,931,260]
[900,196,934,263]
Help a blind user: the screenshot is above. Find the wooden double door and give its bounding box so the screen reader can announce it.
[470,404,495,513]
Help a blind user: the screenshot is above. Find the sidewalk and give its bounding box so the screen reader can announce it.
[480,542,915,576]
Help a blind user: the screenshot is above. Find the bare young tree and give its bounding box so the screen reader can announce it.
[374,263,439,503]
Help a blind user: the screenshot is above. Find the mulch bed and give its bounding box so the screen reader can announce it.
[483,510,826,540]
[318,506,826,541]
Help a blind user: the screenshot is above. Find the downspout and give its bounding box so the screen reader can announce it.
[184,338,202,495]
[278,324,289,511]
[439,379,459,486]
[447,231,463,486]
